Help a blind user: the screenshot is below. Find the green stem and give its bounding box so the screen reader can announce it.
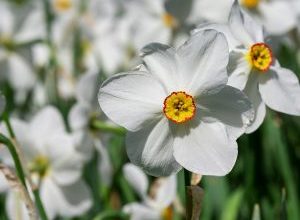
[91,120,126,135]
[0,134,27,188]
[3,112,16,138]
[93,211,129,220]
[33,189,48,220]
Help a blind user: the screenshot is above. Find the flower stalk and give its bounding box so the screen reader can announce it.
[90,120,126,135]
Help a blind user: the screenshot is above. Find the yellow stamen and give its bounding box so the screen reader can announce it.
[242,0,260,9]
[28,156,50,178]
[246,43,273,72]
[161,206,173,220]
[54,0,72,11]
[163,91,196,123]
[162,13,178,28]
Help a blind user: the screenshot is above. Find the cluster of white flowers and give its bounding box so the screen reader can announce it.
[0,0,300,219]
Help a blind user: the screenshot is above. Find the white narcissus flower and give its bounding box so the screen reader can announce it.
[187,0,233,24]
[56,47,76,99]
[0,106,92,219]
[50,0,81,47]
[0,0,44,100]
[98,29,254,176]
[190,0,297,35]
[81,0,132,75]
[197,2,300,133]
[123,163,177,220]
[124,0,192,50]
[69,71,113,185]
[238,0,297,35]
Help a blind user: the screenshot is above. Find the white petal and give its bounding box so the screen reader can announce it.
[72,130,94,162]
[94,35,125,74]
[6,191,31,220]
[152,175,177,208]
[132,14,171,50]
[244,73,266,133]
[141,43,179,93]
[40,178,61,219]
[47,134,83,185]
[123,163,149,198]
[30,106,65,147]
[75,71,98,105]
[7,53,36,91]
[173,120,238,176]
[0,172,9,193]
[58,180,92,217]
[258,1,297,35]
[259,66,300,115]
[123,203,160,220]
[32,43,50,67]
[227,50,252,90]
[126,118,181,177]
[198,85,254,139]
[98,72,166,131]
[0,1,14,35]
[68,103,90,131]
[188,0,232,23]
[10,118,40,160]
[177,29,229,96]
[95,139,113,186]
[229,2,261,46]
[14,7,45,43]
[194,23,241,51]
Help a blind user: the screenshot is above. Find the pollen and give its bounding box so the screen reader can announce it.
[242,0,260,9]
[161,206,173,220]
[28,156,50,178]
[163,91,196,123]
[162,13,178,28]
[54,0,72,11]
[246,43,273,72]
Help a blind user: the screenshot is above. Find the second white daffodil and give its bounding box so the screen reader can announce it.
[98,29,254,177]
[197,2,300,133]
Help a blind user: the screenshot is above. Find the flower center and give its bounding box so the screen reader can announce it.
[28,156,50,178]
[161,206,173,220]
[241,0,260,9]
[246,43,273,72]
[54,0,72,11]
[162,13,178,28]
[163,91,196,123]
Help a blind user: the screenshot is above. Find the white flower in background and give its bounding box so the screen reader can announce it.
[197,2,300,133]
[98,29,254,176]
[187,0,233,24]
[32,43,50,68]
[50,0,79,15]
[69,71,112,185]
[238,0,297,35]
[123,163,177,220]
[56,48,76,99]
[0,0,45,101]
[190,0,297,35]
[124,0,193,50]
[0,106,92,219]
[80,0,132,75]
[50,0,81,47]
